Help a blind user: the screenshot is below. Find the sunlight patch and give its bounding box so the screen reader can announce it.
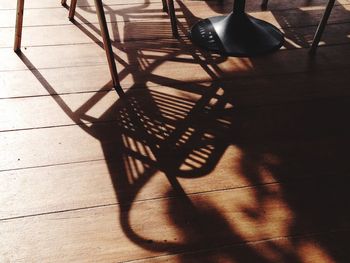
[298,241,336,263]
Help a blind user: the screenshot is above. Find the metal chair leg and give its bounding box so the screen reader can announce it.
[94,0,124,96]
[167,0,179,38]
[162,0,168,12]
[69,0,78,20]
[14,0,25,52]
[61,0,67,6]
[309,0,336,54]
[261,0,269,9]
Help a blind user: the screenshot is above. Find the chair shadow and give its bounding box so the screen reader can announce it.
[16,0,350,261]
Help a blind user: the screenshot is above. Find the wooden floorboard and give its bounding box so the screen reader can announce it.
[1,0,350,262]
[1,0,348,11]
[1,179,349,262]
[1,20,349,48]
[1,42,350,96]
[2,69,350,131]
[131,230,350,263]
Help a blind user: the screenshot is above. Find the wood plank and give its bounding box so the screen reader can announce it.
[1,82,350,217]
[0,122,108,171]
[1,180,349,262]
[0,21,178,47]
[1,0,348,11]
[0,64,115,99]
[0,160,118,219]
[1,132,349,218]
[1,84,350,170]
[132,230,350,263]
[0,0,161,10]
[1,89,349,260]
[0,142,260,219]
[1,60,349,101]
[1,67,350,131]
[0,90,118,131]
[0,2,349,28]
[1,18,350,48]
[1,1,350,262]
[1,41,349,91]
[0,2,167,28]
[1,87,350,207]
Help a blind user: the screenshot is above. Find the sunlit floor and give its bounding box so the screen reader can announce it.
[1,0,350,262]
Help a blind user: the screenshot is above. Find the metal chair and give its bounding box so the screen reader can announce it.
[66,0,178,38]
[14,0,124,97]
[261,0,336,54]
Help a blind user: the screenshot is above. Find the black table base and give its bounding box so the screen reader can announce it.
[190,11,284,57]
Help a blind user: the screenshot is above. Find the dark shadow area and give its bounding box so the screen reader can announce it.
[17,0,350,261]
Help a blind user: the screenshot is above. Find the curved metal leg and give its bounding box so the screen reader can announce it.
[13,0,123,97]
[167,0,179,38]
[94,0,124,96]
[14,0,25,52]
[162,0,168,12]
[69,0,78,20]
[309,0,336,55]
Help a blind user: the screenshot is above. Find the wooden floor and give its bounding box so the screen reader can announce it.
[1,0,350,262]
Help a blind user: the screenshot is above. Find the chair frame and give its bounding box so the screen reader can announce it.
[13,0,337,95]
[14,0,124,97]
[66,0,179,38]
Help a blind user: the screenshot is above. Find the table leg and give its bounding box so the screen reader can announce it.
[14,0,25,52]
[190,0,284,56]
[94,0,124,96]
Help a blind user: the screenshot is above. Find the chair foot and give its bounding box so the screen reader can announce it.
[261,0,268,10]
[172,30,179,39]
[162,0,168,13]
[14,0,25,52]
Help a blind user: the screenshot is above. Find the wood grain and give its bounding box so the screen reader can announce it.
[1,0,350,262]
[1,179,349,262]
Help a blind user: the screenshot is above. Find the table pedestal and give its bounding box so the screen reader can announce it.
[190,0,284,57]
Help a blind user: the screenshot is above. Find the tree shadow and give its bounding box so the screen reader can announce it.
[232,97,350,262]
